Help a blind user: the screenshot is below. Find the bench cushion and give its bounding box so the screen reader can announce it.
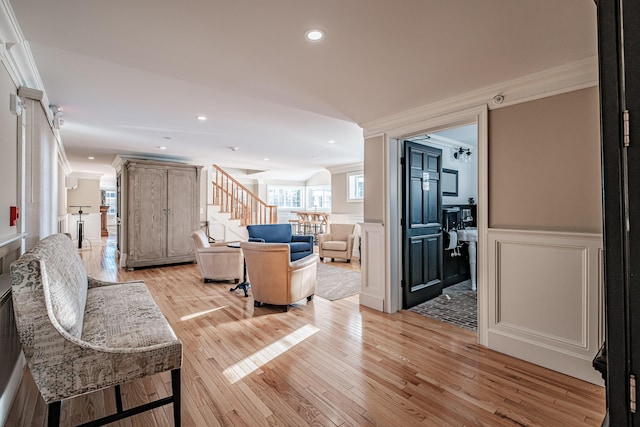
[83,282,178,348]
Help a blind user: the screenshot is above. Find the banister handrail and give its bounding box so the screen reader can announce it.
[213,165,263,202]
[212,165,277,225]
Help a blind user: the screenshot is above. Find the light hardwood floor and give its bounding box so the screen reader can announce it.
[7,236,606,426]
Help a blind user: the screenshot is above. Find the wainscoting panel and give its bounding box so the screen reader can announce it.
[487,229,603,385]
[359,223,385,311]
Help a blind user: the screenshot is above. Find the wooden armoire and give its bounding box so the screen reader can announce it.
[113,157,202,269]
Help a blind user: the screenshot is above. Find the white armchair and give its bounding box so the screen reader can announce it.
[191,230,244,283]
[240,242,318,312]
[317,223,356,263]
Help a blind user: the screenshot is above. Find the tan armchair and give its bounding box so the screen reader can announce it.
[240,242,318,312]
[318,223,356,262]
[191,230,244,283]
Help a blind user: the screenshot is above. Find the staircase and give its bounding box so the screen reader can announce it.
[207,165,277,242]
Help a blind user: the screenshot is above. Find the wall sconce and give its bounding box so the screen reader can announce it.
[453,147,472,162]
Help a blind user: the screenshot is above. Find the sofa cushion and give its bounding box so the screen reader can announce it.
[83,282,178,348]
[289,241,310,253]
[323,241,348,251]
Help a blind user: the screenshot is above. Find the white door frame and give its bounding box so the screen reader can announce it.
[384,104,489,345]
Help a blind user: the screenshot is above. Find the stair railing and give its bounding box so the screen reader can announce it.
[212,165,277,226]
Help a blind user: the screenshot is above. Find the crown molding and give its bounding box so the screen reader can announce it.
[69,171,104,180]
[0,1,45,91]
[361,57,598,137]
[326,162,363,175]
[0,1,73,175]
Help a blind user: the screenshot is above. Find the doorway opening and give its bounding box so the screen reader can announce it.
[403,123,479,332]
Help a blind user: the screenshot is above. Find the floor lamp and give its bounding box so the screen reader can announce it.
[69,205,91,249]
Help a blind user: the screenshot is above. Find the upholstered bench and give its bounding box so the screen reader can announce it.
[11,233,182,426]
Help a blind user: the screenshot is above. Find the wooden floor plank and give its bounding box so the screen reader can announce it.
[7,236,606,426]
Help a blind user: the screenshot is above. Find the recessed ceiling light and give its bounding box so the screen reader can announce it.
[305,29,325,42]
[163,136,172,140]
[158,146,167,150]
[263,158,269,161]
[229,146,240,152]
[328,140,335,144]
[196,115,207,121]
[87,156,95,160]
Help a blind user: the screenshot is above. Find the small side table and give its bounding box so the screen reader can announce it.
[100,206,109,236]
[227,242,250,297]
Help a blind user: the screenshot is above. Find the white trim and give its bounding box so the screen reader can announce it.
[0,232,25,248]
[359,222,385,311]
[69,171,104,180]
[486,228,604,385]
[325,162,363,175]
[361,57,598,137]
[380,105,489,345]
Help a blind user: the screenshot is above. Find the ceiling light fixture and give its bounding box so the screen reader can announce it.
[305,29,325,42]
[158,146,167,150]
[229,146,240,152]
[328,140,335,144]
[263,158,269,161]
[196,115,207,121]
[87,156,95,160]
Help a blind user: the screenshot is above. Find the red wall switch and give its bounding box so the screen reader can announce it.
[10,206,18,226]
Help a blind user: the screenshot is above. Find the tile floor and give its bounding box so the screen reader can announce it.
[408,280,477,331]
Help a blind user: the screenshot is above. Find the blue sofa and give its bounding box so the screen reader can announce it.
[246,224,314,261]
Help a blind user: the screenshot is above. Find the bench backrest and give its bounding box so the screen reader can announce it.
[11,233,88,338]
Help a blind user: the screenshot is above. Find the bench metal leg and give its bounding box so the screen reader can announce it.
[48,401,61,427]
[171,368,181,426]
[115,384,123,413]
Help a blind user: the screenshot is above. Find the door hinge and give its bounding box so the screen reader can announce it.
[631,374,637,413]
[400,157,405,166]
[401,279,405,288]
[400,218,404,226]
[624,109,630,147]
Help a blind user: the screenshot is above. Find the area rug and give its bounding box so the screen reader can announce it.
[408,280,477,331]
[315,262,361,301]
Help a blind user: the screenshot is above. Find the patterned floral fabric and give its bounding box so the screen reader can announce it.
[10,233,182,403]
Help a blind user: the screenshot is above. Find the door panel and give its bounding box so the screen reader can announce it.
[129,167,166,261]
[403,141,443,309]
[167,168,196,257]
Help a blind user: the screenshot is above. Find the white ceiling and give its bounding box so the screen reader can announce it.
[9,0,597,186]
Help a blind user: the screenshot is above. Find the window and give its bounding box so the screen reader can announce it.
[307,185,331,210]
[104,191,117,214]
[347,172,364,202]
[267,186,303,208]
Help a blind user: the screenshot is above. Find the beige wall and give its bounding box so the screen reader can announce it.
[364,135,384,223]
[67,179,101,214]
[0,67,18,238]
[331,171,363,215]
[488,87,602,233]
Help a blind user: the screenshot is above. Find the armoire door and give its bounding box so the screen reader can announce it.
[166,168,197,258]
[129,166,167,261]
